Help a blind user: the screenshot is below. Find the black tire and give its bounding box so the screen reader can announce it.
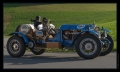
[30,49,45,55]
[28,39,45,55]
[7,35,26,57]
[75,33,102,59]
[100,34,114,56]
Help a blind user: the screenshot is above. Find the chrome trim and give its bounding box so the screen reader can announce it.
[98,31,101,38]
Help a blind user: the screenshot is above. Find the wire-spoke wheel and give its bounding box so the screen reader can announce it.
[30,48,45,55]
[75,33,102,59]
[7,36,26,57]
[100,34,114,56]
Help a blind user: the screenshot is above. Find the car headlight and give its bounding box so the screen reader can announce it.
[94,27,100,31]
[20,24,30,34]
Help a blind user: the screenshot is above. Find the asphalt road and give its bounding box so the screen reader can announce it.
[3,38,118,69]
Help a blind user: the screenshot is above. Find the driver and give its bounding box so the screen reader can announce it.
[34,16,43,30]
[34,16,49,36]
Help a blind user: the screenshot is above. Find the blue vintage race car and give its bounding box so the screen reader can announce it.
[6,21,114,59]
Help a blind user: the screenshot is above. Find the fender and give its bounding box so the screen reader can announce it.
[88,30,99,35]
[70,30,99,47]
[8,32,29,44]
[101,27,110,32]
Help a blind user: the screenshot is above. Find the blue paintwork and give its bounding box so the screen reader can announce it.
[62,40,73,47]
[60,24,91,30]
[9,32,29,44]
[8,24,111,49]
[59,24,100,31]
[48,30,62,42]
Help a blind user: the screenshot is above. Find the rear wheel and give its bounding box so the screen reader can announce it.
[75,33,102,59]
[28,39,46,55]
[7,35,26,57]
[30,48,45,55]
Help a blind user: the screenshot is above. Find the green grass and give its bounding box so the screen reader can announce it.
[3,3,117,52]
[4,35,10,38]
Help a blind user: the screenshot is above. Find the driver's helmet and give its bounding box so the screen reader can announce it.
[35,16,41,21]
[42,17,48,24]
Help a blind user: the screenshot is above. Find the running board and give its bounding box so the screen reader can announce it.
[46,42,61,48]
[34,42,62,49]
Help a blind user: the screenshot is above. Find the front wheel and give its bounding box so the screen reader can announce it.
[100,34,114,56]
[7,35,26,57]
[75,33,102,59]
